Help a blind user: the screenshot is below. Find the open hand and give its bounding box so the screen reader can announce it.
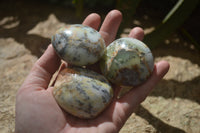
[15,10,169,133]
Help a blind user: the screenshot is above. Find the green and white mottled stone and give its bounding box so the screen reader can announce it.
[51,24,105,66]
[100,38,154,87]
[53,67,113,119]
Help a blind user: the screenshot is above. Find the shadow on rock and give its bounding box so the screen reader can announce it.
[151,76,200,104]
[136,105,186,133]
[0,0,84,57]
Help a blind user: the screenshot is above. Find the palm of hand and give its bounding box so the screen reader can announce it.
[17,86,127,133]
[15,10,169,133]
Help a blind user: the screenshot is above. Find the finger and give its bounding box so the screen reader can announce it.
[117,61,170,119]
[82,13,101,30]
[128,27,144,40]
[21,45,61,91]
[35,45,61,75]
[99,10,122,45]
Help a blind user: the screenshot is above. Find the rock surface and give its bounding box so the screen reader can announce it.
[0,38,37,133]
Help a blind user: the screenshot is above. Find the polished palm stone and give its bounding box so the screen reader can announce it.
[51,24,105,66]
[100,38,154,87]
[53,67,113,119]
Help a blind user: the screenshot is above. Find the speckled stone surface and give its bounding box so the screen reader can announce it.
[101,38,154,87]
[51,24,105,66]
[53,67,113,119]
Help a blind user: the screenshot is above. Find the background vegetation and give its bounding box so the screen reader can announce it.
[45,0,200,50]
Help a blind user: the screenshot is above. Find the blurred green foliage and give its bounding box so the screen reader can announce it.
[143,0,200,49]
[47,0,200,49]
[83,0,114,8]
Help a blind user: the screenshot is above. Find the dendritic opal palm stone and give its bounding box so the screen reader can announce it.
[51,24,105,66]
[53,67,113,119]
[100,38,154,87]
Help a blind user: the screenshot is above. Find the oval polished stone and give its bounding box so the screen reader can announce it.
[53,67,113,119]
[100,38,154,87]
[51,24,105,66]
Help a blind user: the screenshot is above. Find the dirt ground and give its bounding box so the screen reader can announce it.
[0,1,200,133]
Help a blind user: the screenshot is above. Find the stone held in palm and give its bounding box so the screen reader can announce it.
[51,24,106,66]
[100,38,154,87]
[53,66,113,119]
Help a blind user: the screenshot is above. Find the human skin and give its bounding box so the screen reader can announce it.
[15,10,170,133]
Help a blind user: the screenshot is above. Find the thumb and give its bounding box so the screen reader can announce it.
[19,45,61,92]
